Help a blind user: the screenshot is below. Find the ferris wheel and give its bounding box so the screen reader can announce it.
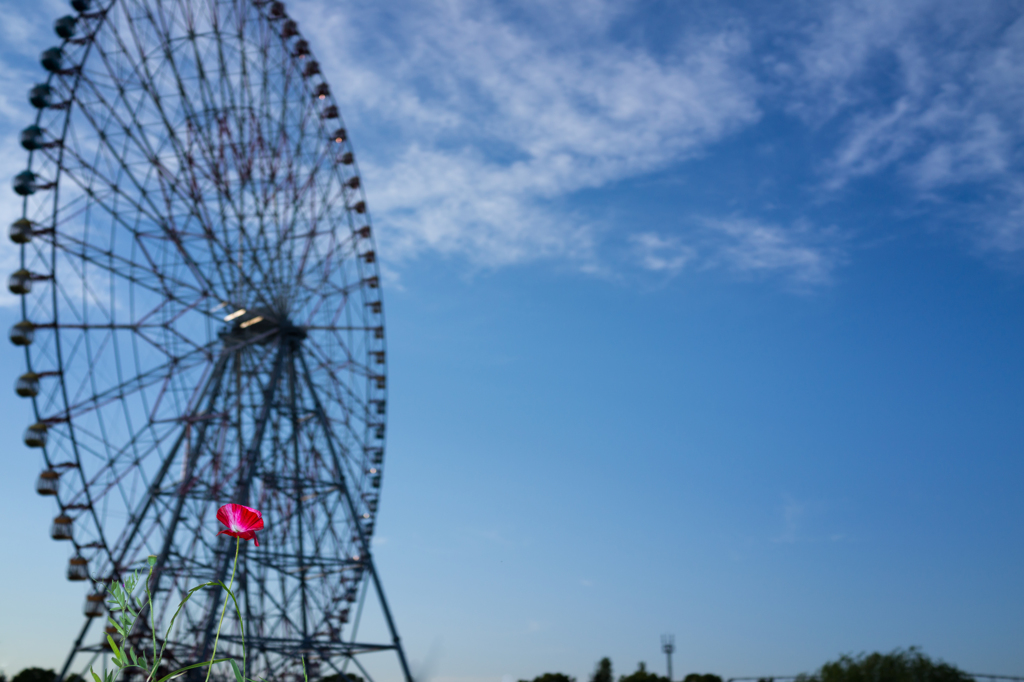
[11,1,410,681]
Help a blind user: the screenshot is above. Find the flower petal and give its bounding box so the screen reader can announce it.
[217,504,264,545]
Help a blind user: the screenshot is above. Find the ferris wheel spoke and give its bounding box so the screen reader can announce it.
[259,84,342,298]
[50,132,221,305]
[131,8,287,309]
[47,234,206,338]
[73,348,223,481]
[290,238,366,318]
[59,422,175,526]
[50,339,214,422]
[151,7,329,311]
[69,61,227,301]
[297,351,370,513]
[300,348,361,438]
[292,225,348,293]
[308,495,358,569]
[55,321,207,384]
[49,226,206,311]
[303,334,377,411]
[188,9,257,259]
[93,12,265,308]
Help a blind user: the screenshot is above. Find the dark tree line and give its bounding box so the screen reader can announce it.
[519,648,974,682]
[796,648,974,682]
[519,656,722,682]
[1,669,75,682]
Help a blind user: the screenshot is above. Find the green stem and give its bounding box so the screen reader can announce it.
[147,563,157,682]
[204,537,240,682]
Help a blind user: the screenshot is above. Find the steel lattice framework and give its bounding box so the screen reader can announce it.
[11,1,410,681]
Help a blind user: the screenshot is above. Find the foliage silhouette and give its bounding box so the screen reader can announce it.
[620,662,668,682]
[591,659,613,682]
[519,673,576,682]
[799,649,973,682]
[12,669,55,682]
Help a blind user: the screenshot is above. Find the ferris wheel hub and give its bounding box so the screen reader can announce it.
[220,308,307,345]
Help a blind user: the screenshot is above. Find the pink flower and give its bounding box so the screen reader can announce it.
[216,504,264,546]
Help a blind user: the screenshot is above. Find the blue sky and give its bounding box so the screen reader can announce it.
[1,0,1023,681]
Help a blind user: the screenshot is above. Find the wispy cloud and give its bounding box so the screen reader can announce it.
[787,0,1024,243]
[773,496,805,544]
[631,218,843,285]
[629,232,696,275]
[2,0,1022,286]
[770,494,849,544]
[294,0,760,269]
[705,217,842,284]
[980,181,1024,255]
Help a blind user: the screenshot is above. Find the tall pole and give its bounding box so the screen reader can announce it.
[662,634,675,682]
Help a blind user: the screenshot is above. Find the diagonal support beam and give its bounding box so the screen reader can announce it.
[286,343,311,642]
[297,350,413,682]
[148,351,234,590]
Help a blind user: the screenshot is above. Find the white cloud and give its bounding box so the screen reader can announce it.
[825,96,918,189]
[773,496,805,544]
[786,0,927,121]
[788,0,1024,242]
[292,0,760,269]
[630,218,843,285]
[981,182,1024,255]
[629,232,695,275]
[2,0,1021,286]
[361,146,600,268]
[705,217,840,284]
[911,112,1009,190]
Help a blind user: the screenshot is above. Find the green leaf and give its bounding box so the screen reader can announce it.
[301,657,308,682]
[125,574,139,593]
[230,660,244,682]
[107,617,125,637]
[90,667,103,682]
[107,634,122,663]
[154,658,231,682]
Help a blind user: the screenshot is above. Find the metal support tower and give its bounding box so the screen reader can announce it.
[662,634,675,682]
[55,325,412,682]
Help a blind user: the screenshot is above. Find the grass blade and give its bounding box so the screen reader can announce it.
[154,658,232,682]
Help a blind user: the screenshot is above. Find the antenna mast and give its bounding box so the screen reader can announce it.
[662,633,676,681]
